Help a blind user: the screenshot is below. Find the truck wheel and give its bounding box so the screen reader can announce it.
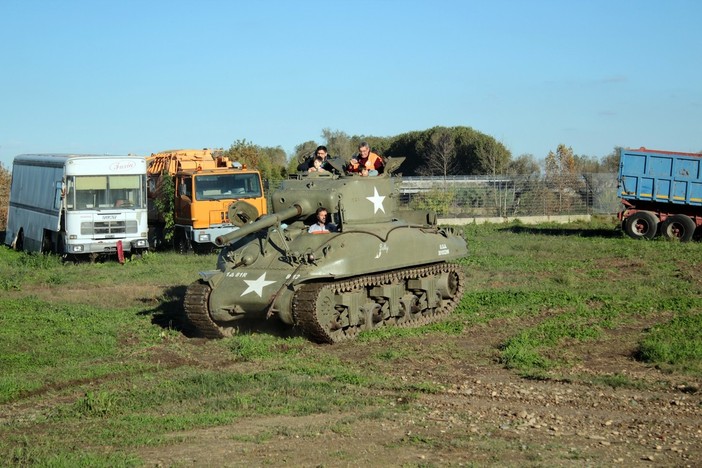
[14,230,24,252]
[624,211,658,240]
[661,214,696,242]
[174,230,192,255]
[193,243,214,255]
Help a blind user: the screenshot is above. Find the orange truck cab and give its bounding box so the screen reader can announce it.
[147,149,267,253]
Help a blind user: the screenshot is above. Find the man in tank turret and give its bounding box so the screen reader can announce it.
[347,141,384,176]
[308,207,337,233]
[297,145,339,173]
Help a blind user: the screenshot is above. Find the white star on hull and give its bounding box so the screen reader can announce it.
[366,187,386,213]
[241,272,276,297]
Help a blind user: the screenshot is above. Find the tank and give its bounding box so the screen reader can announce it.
[183,157,468,343]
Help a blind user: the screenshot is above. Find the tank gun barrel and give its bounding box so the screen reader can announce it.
[215,203,306,246]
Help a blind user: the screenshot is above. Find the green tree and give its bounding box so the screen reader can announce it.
[224,139,286,182]
[321,128,354,159]
[225,139,260,168]
[416,128,457,179]
[260,146,287,180]
[382,126,511,176]
[507,153,541,175]
[476,137,510,176]
[153,171,175,243]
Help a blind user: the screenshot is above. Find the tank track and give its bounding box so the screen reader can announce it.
[183,280,234,339]
[293,263,465,344]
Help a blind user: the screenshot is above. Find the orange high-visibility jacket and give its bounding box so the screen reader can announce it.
[348,152,383,172]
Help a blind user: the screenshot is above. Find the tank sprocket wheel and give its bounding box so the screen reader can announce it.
[293,263,465,344]
[183,280,235,339]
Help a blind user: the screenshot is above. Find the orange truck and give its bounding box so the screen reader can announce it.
[146,149,267,253]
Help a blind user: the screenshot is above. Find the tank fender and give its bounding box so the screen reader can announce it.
[198,269,226,289]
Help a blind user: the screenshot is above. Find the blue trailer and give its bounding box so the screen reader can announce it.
[618,147,702,241]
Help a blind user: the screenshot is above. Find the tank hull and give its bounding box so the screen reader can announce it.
[185,221,467,342]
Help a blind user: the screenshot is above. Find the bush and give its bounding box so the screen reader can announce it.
[0,162,11,231]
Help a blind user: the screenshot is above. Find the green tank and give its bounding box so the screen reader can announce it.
[183,158,468,343]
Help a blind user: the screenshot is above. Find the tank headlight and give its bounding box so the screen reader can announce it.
[306,253,315,263]
[242,254,254,265]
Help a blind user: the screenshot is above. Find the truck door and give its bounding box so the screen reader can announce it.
[175,176,192,223]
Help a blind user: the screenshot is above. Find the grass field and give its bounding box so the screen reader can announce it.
[1,218,701,466]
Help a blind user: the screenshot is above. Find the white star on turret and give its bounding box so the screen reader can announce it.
[241,272,276,297]
[366,187,386,214]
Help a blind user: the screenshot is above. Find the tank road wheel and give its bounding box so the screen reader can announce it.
[313,286,350,343]
[661,214,696,242]
[624,211,658,240]
[397,293,422,324]
[294,283,355,344]
[438,268,461,299]
[183,280,235,338]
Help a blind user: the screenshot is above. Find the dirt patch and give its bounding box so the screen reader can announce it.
[135,319,702,467]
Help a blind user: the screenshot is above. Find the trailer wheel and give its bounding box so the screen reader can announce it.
[661,214,696,242]
[624,211,658,240]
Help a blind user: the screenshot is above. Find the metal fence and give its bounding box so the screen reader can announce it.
[397,173,620,217]
[267,173,621,218]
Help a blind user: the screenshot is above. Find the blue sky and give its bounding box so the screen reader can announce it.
[1,0,700,170]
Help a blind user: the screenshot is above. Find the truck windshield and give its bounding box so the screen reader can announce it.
[65,175,146,210]
[194,173,262,201]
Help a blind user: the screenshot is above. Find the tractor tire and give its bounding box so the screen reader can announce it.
[661,214,696,242]
[624,211,658,240]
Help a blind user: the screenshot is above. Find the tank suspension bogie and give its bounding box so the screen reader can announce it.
[293,263,465,343]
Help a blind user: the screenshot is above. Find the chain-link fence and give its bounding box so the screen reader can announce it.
[397,173,620,217]
[266,173,621,218]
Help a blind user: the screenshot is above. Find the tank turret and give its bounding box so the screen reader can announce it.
[184,157,468,343]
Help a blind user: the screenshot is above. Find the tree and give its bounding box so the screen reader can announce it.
[321,128,354,159]
[0,162,10,231]
[225,139,260,168]
[476,138,510,176]
[504,153,541,217]
[544,144,579,213]
[260,146,287,180]
[380,126,512,176]
[600,146,622,173]
[573,155,601,173]
[417,128,457,179]
[507,153,541,176]
[544,144,577,178]
[471,137,511,216]
[224,139,287,182]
